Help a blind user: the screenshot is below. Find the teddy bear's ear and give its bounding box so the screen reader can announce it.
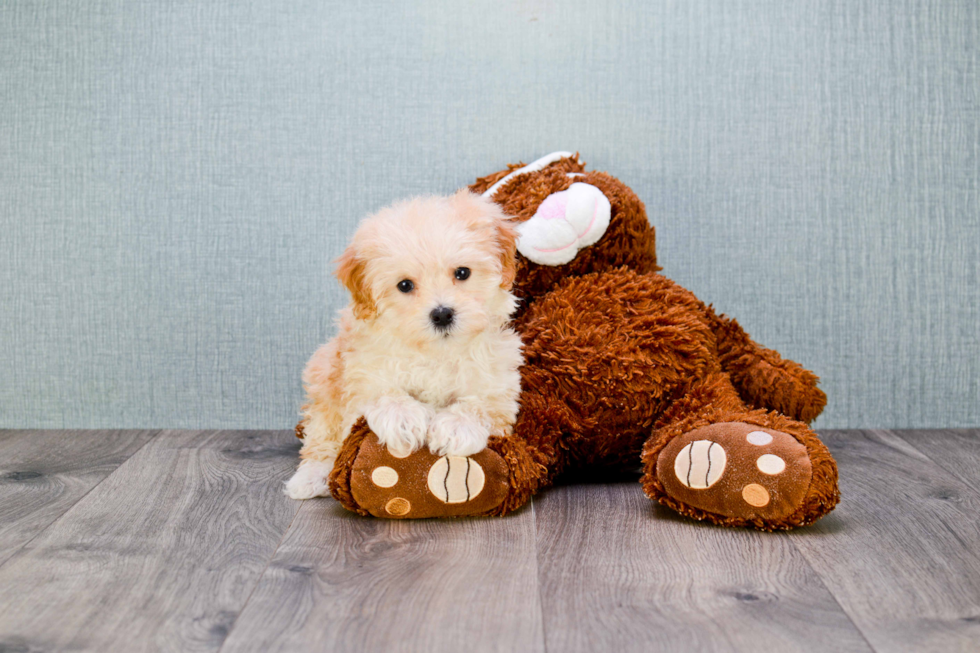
[335,245,376,320]
[514,182,612,266]
[481,151,575,199]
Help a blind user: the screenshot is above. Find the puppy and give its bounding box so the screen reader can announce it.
[285,190,524,500]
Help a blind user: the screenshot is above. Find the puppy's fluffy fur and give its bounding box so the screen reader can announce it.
[286,190,524,500]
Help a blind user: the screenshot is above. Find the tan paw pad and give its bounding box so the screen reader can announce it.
[746,430,773,446]
[371,466,399,487]
[385,497,411,516]
[756,454,786,475]
[673,440,727,489]
[741,483,770,507]
[427,456,485,504]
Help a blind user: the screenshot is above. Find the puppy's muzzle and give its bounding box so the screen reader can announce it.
[429,306,455,331]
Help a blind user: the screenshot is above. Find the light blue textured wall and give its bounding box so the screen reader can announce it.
[1,1,977,429]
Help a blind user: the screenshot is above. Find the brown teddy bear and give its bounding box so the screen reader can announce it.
[312,152,840,531]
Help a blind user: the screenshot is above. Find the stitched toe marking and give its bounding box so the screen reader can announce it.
[756,454,786,475]
[747,431,773,446]
[385,497,411,516]
[371,466,399,487]
[742,484,770,507]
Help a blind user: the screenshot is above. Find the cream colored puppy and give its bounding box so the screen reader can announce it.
[286,190,524,500]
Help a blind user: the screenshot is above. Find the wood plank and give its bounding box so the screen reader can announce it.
[220,499,544,653]
[535,480,870,653]
[0,429,157,566]
[0,429,301,653]
[891,429,980,491]
[788,430,980,652]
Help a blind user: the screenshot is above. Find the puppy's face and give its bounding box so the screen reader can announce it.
[336,190,518,347]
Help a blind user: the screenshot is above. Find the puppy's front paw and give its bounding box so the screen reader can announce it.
[285,459,335,500]
[427,411,490,457]
[364,397,432,458]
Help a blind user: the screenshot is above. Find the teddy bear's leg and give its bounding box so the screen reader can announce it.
[326,411,558,519]
[705,307,828,424]
[640,372,840,530]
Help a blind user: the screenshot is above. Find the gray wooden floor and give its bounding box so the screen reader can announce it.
[0,429,978,652]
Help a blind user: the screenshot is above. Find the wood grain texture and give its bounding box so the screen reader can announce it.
[788,430,980,652]
[0,430,300,653]
[219,500,544,653]
[534,480,870,653]
[0,429,156,567]
[3,430,979,652]
[892,429,980,491]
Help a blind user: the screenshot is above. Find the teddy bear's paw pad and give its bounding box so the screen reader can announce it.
[427,456,486,503]
[348,434,509,518]
[656,423,812,520]
[672,440,727,489]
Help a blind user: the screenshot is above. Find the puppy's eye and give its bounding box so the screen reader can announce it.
[454,267,471,281]
[396,279,414,293]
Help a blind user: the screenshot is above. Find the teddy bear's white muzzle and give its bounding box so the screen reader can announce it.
[515,182,611,266]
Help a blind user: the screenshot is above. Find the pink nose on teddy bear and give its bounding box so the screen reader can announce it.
[515,182,612,266]
[536,191,569,221]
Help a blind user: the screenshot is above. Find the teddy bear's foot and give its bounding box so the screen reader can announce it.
[342,432,511,519]
[652,422,816,527]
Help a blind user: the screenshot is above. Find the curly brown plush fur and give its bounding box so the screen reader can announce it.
[322,153,839,530]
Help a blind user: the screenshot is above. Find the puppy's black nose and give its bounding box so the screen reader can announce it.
[429,306,455,329]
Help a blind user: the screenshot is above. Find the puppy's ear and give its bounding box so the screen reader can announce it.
[452,189,520,290]
[335,245,376,320]
[495,217,519,289]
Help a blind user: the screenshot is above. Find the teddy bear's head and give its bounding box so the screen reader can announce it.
[469,152,659,303]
